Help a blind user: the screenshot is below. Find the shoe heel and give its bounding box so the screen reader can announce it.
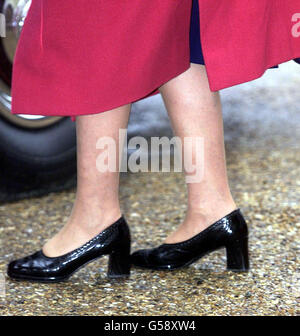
[107,241,131,279]
[226,236,249,272]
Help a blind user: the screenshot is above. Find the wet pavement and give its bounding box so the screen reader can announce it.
[0,61,299,315]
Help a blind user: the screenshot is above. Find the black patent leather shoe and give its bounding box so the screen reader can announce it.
[131,209,249,272]
[7,215,131,282]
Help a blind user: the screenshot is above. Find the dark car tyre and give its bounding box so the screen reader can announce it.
[0,0,76,203]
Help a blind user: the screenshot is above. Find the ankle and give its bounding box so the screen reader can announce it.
[185,201,238,229]
[68,204,122,232]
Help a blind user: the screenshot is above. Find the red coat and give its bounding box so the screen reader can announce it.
[11,0,300,119]
[199,0,300,90]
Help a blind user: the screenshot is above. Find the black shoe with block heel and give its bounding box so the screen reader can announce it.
[131,209,249,272]
[7,215,131,282]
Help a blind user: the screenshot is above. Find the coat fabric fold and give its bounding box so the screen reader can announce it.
[10,0,300,120]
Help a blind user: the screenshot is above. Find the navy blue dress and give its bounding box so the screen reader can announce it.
[189,0,205,65]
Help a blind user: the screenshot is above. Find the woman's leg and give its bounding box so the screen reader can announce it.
[43,104,131,257]
[159,63,237,244]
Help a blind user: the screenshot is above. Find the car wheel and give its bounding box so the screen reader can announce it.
[0,0,76,203]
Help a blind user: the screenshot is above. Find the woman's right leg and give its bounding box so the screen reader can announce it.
[43,104,131,257]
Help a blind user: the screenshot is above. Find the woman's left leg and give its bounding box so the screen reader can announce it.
[159,63,237,244]
[131,62,250,271]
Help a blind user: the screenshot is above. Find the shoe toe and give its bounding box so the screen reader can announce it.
[7,259,23,277]
[130,249,150,267]
[7,252,38,278]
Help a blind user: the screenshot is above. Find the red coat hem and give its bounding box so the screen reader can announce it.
[11,63,191,122]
